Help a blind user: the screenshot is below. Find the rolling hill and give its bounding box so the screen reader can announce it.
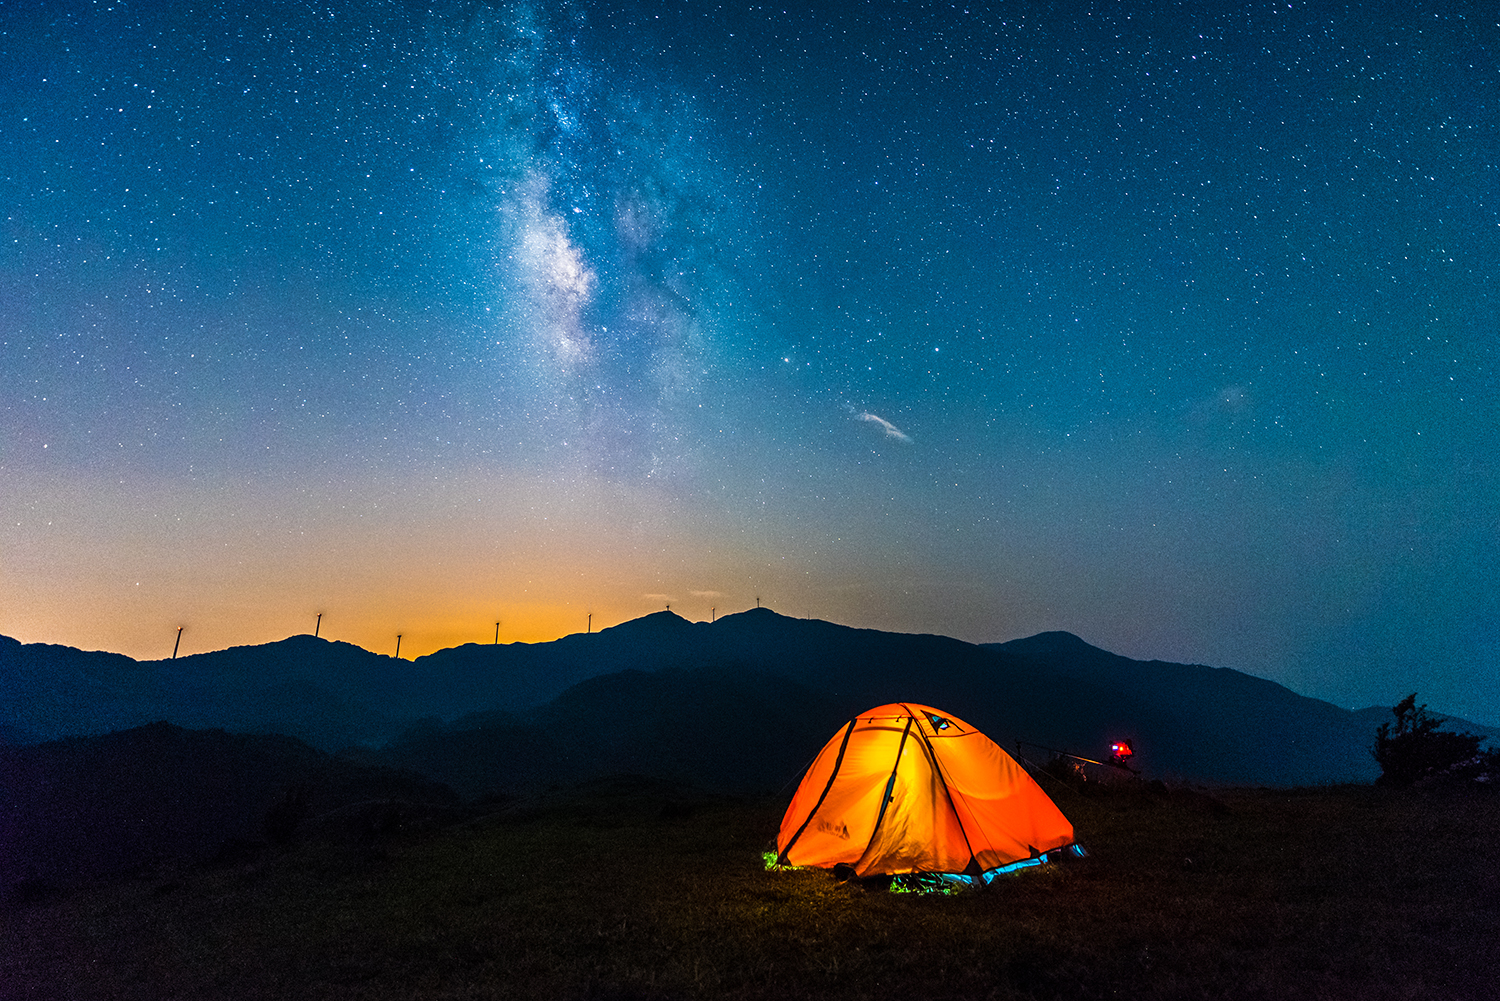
[7,608,1480,792]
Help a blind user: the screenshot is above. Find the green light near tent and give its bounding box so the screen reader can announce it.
[888,873,970,895]
[763,851,807,872]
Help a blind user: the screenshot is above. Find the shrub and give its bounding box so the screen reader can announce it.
[1042,754,1089,789]
[1373,694,1484,787]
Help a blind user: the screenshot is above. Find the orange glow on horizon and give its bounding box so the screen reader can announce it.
[3,464,1168,664]
[1,466,850,660]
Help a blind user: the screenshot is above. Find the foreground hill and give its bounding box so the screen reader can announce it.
[0,722,459,895]
[9,609,1492,787]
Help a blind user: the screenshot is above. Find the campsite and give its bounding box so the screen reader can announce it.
[6,774,1499,1000]
[8,618,1500,996]
[6,619,1500,997]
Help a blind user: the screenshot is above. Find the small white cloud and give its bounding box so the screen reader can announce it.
[1217,384,1249,411]
[1186,384,1251,424]
[858,411,911,443]
[689,590,723,598]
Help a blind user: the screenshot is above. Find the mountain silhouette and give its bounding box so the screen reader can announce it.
[360,666,839,799]
[9,609,1490,792]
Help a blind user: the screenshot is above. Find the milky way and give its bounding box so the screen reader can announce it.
[450,4,741,480]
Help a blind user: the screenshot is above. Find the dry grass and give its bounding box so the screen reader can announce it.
[5,779,1499,1000]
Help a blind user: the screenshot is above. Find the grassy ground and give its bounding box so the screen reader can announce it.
[5,777,1499,1000]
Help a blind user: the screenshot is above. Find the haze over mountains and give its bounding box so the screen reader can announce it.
[7,607,1492,790]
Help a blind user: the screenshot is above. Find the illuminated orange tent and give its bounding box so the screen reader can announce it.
[775,703,1074,879]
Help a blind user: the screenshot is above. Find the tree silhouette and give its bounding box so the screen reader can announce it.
[1373,693,1483,787]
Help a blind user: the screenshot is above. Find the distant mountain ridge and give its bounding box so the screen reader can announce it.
[5,609,1491,788]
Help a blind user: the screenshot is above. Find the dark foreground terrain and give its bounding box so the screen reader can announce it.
[5,778,1498,1001]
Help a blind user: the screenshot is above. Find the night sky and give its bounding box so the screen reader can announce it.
[4,2,1497,722]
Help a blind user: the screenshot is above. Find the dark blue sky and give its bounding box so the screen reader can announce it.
[3,1,1497,722]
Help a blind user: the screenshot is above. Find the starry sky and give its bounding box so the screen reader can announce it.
[3,1,1497,722]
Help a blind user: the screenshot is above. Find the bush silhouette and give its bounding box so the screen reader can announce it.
[1373,694,1483,787]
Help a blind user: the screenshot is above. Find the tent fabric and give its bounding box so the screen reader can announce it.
[776,703,1074,878]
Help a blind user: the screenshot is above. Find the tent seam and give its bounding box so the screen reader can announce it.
[906,703,984,875]
[777,718,855,865]
[855,714,914,875]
